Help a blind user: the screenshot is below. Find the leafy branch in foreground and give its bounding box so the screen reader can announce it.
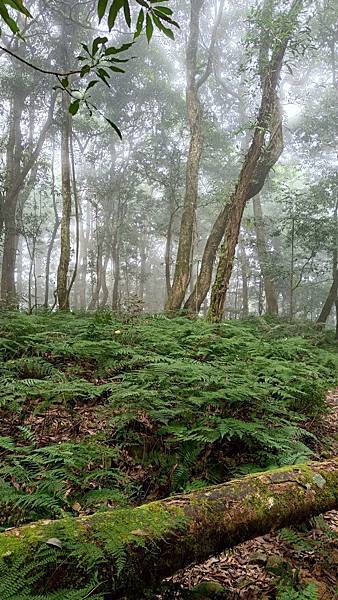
[0,0,179,135]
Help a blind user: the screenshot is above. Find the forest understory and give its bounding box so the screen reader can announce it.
[0,312,337,599]
[169,390,338,600]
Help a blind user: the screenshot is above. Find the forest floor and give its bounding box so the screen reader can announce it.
[0,313,337,599]
[170,391,338,600]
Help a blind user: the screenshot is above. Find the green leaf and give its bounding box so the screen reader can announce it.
[153,6,172,16]
[92,36,108,56]
[104,117,122,139]
[0,2,20,34]
[80,64,91,77]
[97,0,108,22]
[123,0,131,28]
[3,0,31,18]
[134,8,144,39]
[69,100,80,116]
[145,12,153,43]
[86,80,99,90]
[152,12,174,40]
[108,0,124,30]
[97,68,110,86]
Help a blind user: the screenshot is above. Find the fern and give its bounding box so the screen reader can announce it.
[276,582,318,600]
[279,528,314,552]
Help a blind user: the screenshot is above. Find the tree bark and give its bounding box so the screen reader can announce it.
[184,74,285,317]
[164,195,176,299]
[56,93,72,311]
[100,254,110,308]
[166,0,225,314]
[208,0,301,322]
[0,82,25,305]
[1,458,337,598]
[238,236,249,317]
[253,195,279,315]
[165,0,204,313]
[184,203,229,313]
[66,128,80,308]
[44,139,60,308]
[88,241,103,311]
[317,270,338,324]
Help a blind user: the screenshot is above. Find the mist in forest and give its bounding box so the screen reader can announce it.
[0,0,337,327]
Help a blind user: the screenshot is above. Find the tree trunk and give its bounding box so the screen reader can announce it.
[164,194,176,299]
[78,201,91,310]
[253,195,278,315]
[112,203,122,312]
[56,93,72,311]
[208,0,303,322]
[100,254,110,308]
[44,140,60,308]
[238,236,249,317]
[16,235,23,303]
[0,84,25,306]
[1,83,55,307]
[139,235,147,303]
[184,204,229,313]
[317,199,338,327]
[66,128,80,309]
[166,0,225,314]
[165,0,204,313]
[88,242,103,311]
[317,270,338,324]
[184,67,285,317]
[1,458,337,599]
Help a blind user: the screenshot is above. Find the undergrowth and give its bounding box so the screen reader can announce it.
[0,312,337,599]
[0,312,336,529]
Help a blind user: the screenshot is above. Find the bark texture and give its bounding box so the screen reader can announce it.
[253,195,279,315]
[317,270,338,325]
[165,0,204,313]
[0,79,54,306]
[166,0,224,313]
[184,203,229,313]
[1,459,337,598]
[56,94,72,311]
[208,0,302,322]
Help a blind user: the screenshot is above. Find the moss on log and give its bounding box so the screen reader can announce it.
[1,458,338,598]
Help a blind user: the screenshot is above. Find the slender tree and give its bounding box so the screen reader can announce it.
[208,0,302,322]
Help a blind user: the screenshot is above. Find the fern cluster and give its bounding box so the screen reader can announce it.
[0,312,336,598]
[0,312,336,527]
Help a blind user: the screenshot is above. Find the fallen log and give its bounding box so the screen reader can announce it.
[1,458,338,598]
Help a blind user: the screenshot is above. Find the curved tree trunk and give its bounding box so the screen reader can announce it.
[317,270,338,325]
[1,458,337,599]
[208,0,304,322]
[184,204,229,313]
[253,195,279,315]
[166,0,225,314]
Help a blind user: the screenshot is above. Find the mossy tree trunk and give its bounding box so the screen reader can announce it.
[1,459,337,599]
